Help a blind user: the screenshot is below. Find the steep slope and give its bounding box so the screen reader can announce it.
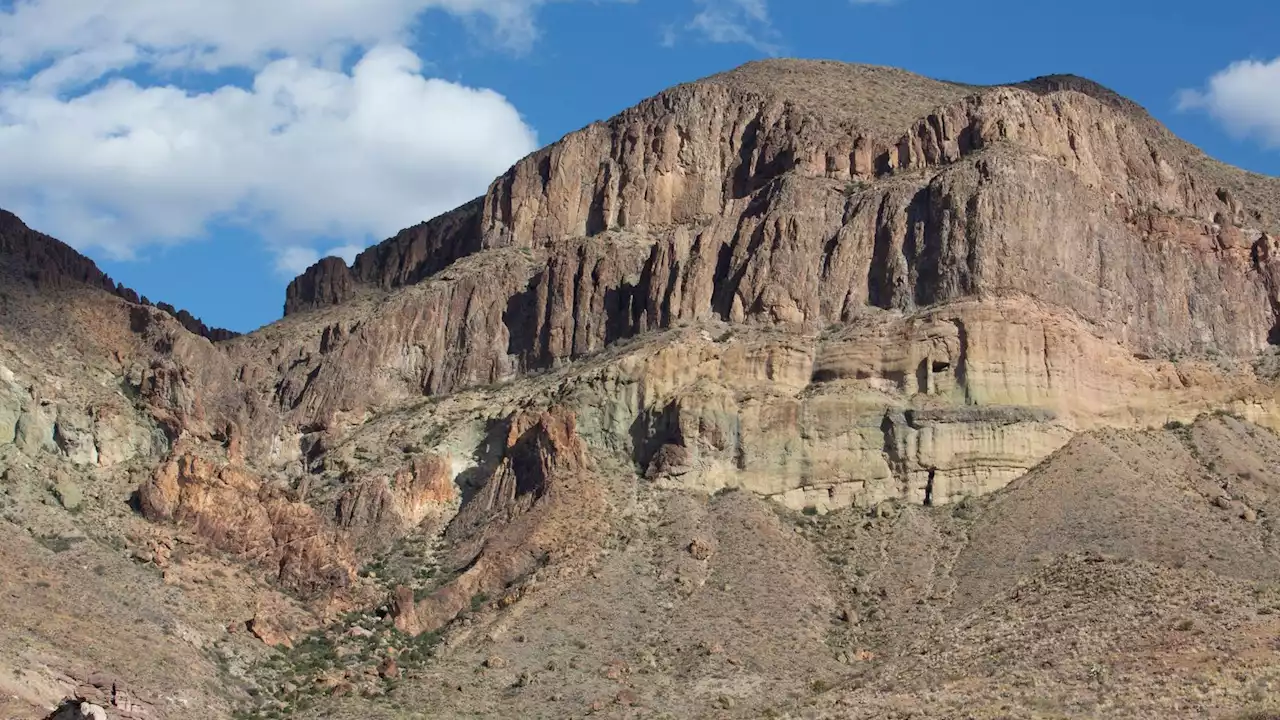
[244,415,1280,719]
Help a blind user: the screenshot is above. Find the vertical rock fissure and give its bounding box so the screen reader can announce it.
[868,193,899,309]
[950,319,971,404]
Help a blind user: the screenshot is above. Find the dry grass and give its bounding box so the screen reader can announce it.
[698,59,977,140]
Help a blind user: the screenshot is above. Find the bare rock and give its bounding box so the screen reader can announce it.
[377,657,400,680]
[53,410,97,466]
[646,443,692,479]
[138,452,355,596]
[15,402,56,455]
[389,585,421,636]
[49,672,158,719]
[43,701,106,720]
[92,403,154,466]
[247,615,293,649]
[283,256,356,315]
[396,407,608,636]
[687,536,715,561]
[336,452,458,552]
[0,379,19,445]
[52,475,82,512]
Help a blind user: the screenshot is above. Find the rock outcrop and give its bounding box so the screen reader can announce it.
[392,407,607,635]
[138,451,356,597]
[3,60,1280,717]
[255,62,1278,450]
[0,358,159,467]
[336,452,459,553]
[41,672,157,720]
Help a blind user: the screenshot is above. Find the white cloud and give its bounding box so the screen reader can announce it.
[682,0,779,54]
[673,0,892,52]
[0,44,539,263]
[1178,56,1280,148]
[276,242,365,275]
[0,1,577,271]
[0,0,558,87]
[327,244,365,264]
[276,246,324,276]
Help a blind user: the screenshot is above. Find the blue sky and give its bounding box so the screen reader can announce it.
[0,0,1277,332]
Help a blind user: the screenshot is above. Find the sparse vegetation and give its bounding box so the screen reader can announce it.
[231,614,446,719]
[35,533,84,553]
[6,54,1280,720]
[1234,712,1280,720]
[951,494,980,520]
[843,180,869,196]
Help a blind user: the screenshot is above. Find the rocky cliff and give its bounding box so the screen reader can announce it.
[237,60,1280,517]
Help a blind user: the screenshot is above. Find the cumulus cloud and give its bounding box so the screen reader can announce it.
[0,44,538,266]
[1178,56,1280,149]
[0,1,564,273]
[276,243,366,275]
[675,0,892,54]
[0,0,556,85]
[682,0,779,54]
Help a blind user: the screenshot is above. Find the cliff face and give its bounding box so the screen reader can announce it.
[284,61,1277,356]
[254,61,1280,487]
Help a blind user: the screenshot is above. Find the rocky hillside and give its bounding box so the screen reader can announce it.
[1,59,1280,719]
[0,210,238,342]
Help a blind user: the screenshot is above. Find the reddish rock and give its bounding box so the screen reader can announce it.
[336,452,458,553]
[139,452,355,596]
[377,657,400,680]
[395,407,608,637]
[247,615,293,649]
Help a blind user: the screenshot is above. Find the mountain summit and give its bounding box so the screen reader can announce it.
[2,59,1280,719]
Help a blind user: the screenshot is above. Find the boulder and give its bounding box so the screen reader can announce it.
[54,410,97,466]
[52,475,83,512]
[15,402,56,454]
[246,615,293,649]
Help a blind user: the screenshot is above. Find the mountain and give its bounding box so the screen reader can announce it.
[2,59,1280,719]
